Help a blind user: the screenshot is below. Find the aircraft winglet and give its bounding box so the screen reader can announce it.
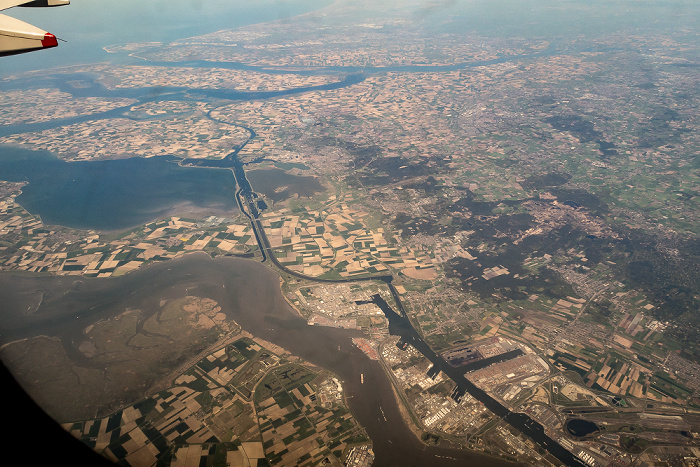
[0,0,68,56]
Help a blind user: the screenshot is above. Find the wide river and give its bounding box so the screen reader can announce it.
[0,15,572,465]
[0,253,514,467]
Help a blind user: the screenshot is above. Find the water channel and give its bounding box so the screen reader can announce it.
[0,254,513,467]
[0,50,588,466]
[178,115,587,466]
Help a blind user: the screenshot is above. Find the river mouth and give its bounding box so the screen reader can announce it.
[0,253,514,466]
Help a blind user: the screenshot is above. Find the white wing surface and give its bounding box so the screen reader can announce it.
[1,0,69,12]
[0,0,68,57]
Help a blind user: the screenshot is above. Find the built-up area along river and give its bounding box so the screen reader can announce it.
[0,47,586,466]
[183,115,587,467]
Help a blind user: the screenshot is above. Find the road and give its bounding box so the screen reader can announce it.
[223,137,587,467]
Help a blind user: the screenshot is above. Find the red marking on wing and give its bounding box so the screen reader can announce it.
[41,33,58,48]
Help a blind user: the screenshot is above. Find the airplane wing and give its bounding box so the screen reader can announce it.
[1,0,69,57]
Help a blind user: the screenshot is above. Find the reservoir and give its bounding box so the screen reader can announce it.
[566,419,600,437]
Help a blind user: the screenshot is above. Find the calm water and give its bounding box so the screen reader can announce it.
[1,0,333,76]
[566,419,600,437]
[0,146,238,230]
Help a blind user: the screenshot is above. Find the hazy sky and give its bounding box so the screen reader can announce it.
[2,0,697,75]
[2,0,331,74]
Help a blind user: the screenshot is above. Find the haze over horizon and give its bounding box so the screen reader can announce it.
[0,1,698,466]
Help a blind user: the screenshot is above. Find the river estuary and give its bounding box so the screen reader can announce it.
[0,48,590,466]
[0,254,515,467]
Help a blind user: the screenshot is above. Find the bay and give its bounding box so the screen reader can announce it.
[0,145,238,230]
[1,0,333,76]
